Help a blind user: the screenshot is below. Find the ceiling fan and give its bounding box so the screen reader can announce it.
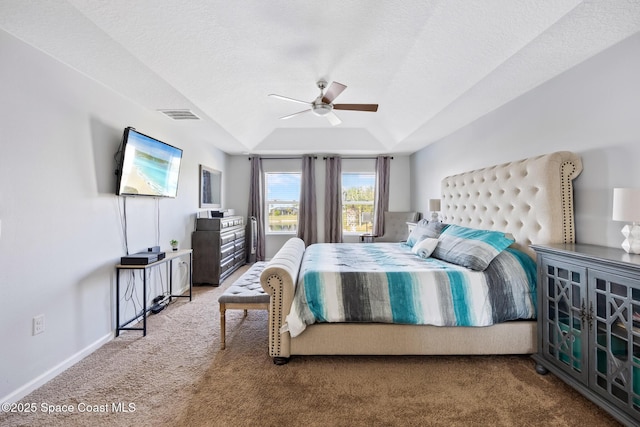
[268,80,378,126]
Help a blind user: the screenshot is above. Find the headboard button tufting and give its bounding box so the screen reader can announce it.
[440,151,582,258]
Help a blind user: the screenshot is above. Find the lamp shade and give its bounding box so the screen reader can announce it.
[429,198,441,211]
[612,188,640,222]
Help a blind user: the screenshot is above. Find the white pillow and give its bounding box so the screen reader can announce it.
[411,237,438,258]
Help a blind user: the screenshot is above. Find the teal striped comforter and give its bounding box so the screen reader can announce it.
[284,243,537,338]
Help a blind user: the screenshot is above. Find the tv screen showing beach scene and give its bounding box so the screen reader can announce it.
[116,128,183,197]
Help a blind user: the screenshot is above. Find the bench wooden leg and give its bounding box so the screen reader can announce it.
[220,304,226,350]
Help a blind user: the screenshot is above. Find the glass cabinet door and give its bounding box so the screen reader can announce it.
[541,257,588,384]
[590,269,640,417]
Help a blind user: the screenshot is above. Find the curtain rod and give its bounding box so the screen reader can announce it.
[248,156,318,160]
[247,155,393,160]
[323,156,394,160]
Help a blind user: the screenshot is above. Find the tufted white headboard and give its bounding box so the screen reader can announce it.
[440,151,582,258]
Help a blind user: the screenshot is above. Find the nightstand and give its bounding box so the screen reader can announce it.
[406,222,417,236]
[359,234,375,243]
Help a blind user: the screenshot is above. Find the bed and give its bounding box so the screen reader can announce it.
[260,151,583,364]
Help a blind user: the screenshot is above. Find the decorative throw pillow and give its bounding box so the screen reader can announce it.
[411,237,439,258]
[405,221,448,247]
[432,224,515,271]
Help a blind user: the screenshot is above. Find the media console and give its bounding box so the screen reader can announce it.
[115,249,193,337]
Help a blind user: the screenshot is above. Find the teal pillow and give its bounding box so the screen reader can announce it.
[432,225,515,271]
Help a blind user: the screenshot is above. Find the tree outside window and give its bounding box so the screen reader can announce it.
[342,173,375,234]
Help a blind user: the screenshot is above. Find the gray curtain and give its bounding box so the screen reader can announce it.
[296,155,317,246]
[248,156,265,261]
[324,156,343,243]
[373,156,391,237]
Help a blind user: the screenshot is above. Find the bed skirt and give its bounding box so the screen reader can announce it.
[290,321,537,356]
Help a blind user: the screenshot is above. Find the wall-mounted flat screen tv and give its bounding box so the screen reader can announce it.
[116,127,183,198]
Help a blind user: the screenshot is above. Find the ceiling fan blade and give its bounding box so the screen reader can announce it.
[268,94,312,106]
[279,109,312,120]
[325,111,342,126]
[333,103,378,112]
[322,81,347,104]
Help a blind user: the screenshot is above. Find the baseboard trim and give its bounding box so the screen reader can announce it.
[0,332,113,404]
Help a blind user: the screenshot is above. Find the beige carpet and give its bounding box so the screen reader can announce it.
[0,266,621,427]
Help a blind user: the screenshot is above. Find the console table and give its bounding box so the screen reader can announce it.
[115,249,193,337]
[532,243,640,425]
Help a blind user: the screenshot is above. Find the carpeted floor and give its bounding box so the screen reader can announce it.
[0,266,622,426]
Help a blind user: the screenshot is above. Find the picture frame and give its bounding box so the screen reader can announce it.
[199,165,222,209]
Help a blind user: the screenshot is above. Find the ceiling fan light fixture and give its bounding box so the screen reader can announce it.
[311,103,333,117]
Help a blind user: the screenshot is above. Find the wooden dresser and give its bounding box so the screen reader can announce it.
[192,216,246,286]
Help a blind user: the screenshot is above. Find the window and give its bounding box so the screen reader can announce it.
[342,173,375,234]
[265,172,301,234]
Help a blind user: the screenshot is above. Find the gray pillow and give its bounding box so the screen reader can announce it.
[405,221,448,247]
[431,224,515,271]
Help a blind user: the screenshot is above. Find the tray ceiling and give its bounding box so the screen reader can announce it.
[1,1,639,155]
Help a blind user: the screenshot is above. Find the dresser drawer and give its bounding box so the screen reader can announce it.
[220,257,235,274]
[220,242,235,260]
[220,232,235,245]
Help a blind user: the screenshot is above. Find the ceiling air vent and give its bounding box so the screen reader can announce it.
[158,109,200,120]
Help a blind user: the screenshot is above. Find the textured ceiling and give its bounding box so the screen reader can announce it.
[1,1,639,155]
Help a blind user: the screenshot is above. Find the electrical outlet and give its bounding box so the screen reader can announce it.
[33,314,45,335]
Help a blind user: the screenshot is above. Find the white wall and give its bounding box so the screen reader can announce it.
[0,30,233,402]
[226,155,412,258]
[411,32,640,249]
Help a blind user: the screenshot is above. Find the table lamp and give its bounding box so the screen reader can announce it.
[429,198,441,222]
[612,188,640,254]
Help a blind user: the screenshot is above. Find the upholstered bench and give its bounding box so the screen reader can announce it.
[218,261,269,349]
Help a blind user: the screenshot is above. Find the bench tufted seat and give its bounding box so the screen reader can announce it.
[218,261,269,349]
